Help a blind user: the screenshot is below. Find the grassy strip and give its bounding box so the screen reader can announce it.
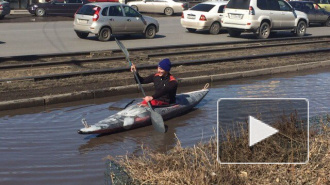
[108,117,329,184]
[219,112,309,163]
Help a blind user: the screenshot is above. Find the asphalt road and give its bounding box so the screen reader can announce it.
[0,16,329,57]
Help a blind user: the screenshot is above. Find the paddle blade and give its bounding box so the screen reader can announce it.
[150,110,166,133]
[115,38,130,61]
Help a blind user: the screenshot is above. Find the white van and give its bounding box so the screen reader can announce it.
[221,0,309,39]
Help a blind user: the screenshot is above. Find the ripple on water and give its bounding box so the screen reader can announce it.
[0,68,330,185]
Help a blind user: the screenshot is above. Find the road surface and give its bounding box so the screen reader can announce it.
[0,17,329,57]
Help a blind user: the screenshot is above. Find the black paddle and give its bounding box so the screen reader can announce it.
[115,38,166,133]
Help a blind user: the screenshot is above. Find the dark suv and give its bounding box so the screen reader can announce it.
[289,1,330,26]
[28,0,87,17]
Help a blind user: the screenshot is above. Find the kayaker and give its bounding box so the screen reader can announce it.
[131,58,178,106]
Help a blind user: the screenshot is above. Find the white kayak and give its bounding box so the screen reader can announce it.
[78,88,209,135]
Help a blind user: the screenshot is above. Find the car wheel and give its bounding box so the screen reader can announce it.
[164,7,174,16]
[325,17,330,27]
[257,22,270,39]
[36,8,46,17]
[98,27,111,41]
[209,22,221,35]
[145,25,156,39]
[295,21,306,37]
[187,28,196,33]
[75,31,89,39]
[228,29,241,37]
[131,5,138,11]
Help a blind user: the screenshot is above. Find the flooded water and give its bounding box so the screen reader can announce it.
[1,67,330,185]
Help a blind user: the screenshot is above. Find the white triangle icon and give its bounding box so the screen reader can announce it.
[249,116,279,147]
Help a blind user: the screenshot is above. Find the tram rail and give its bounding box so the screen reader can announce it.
[0,35,329,83]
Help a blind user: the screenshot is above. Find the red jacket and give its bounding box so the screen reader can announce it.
[135,72,178,104]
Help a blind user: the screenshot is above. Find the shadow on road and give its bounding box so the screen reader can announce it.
[79,34,166,42]
[0,14,73,23]
[0,13,180,23]
[228,32,313,40]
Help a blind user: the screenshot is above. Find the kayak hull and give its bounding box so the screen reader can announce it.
[78,89,209,134]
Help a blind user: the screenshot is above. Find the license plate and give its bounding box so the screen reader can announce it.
[187,15,195,19]
[79,19,88,24]
[230,14,242,19]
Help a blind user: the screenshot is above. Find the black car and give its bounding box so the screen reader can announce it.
[28,0,87,17]
[289,1,330,26]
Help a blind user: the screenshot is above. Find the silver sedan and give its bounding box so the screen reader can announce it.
[74,3,159,41]
[128,0,188,16]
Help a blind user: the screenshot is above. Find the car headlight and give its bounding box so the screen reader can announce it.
[33,5,38,7]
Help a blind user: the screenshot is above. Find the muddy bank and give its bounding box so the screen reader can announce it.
[0,54,329,110]
[0,52,329,103]
[109,117,329,184]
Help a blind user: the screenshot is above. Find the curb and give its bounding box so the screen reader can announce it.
[10,10,30,15]
[1,60,329,111]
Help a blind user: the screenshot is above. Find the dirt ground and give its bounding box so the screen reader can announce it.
[1,51,329,102]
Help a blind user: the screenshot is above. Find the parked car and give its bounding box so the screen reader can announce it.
[181,1,228,34]
[127,0,188,16]
[221,0,309,39]
[308,0,330,12]
[28,0,87,17]
[73,2,159,41]
[0,0,10,19]
[289,1,330,26]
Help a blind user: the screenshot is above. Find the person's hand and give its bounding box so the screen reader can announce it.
[143,96,153,102]
[131,63,136,72]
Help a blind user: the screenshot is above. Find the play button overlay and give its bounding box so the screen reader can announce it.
[217,98,309,164]
[249,116,278,147]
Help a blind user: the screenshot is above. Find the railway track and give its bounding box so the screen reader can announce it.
[0,35,329,83]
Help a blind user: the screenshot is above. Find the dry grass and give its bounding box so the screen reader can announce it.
[108,115,329,185]
[219,112,309,163]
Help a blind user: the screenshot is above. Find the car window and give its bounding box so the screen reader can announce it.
[291,2,302,10]
[67,0,82,3]
[102,7,108,16]
[123,6,140,17]
[77,5,97,15]
[320,0,329,3]
[218,5,225,13]
[305,3,314,10]
[109,6,123,16]
[278,0,291,11]
[190,4,215,12]
[300,3,307,10]
[257,0,268,10]
[146,0,154,2]
[226,0,251,10]
[268,0,280,11]
[55,0,65,3]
